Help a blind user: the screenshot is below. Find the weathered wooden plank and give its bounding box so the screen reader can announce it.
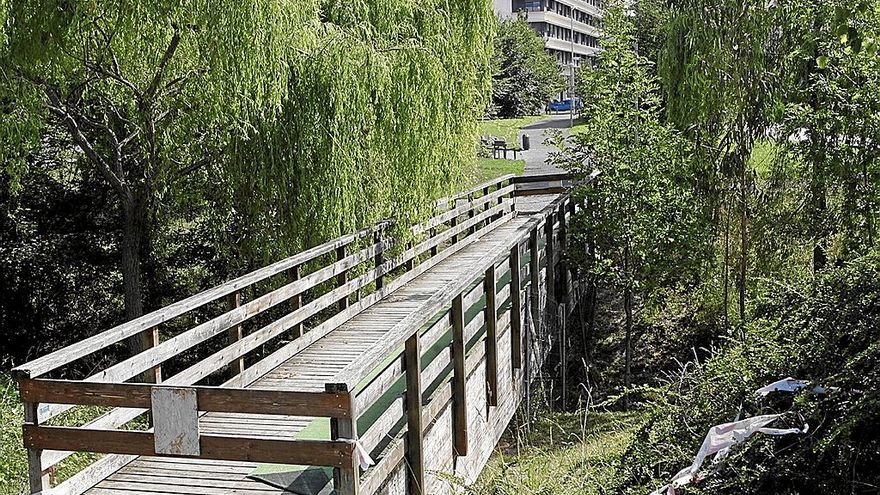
[451,292,468,457]
[49,454,137,495]
[23,425,354,468]
[404,332,425,495]
[355,356,404,414]
[484,265,498,408]
[265,207,517,393]
[19,380,351,418]
[151,387,200,457]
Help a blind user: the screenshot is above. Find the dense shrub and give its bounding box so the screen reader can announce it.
[616,253,880,494]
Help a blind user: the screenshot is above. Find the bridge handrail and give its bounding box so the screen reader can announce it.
[335,191,577,494]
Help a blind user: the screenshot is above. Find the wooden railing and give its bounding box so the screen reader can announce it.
[13,173,577,495]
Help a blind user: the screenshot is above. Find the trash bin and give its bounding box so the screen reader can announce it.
[522,134,530,151]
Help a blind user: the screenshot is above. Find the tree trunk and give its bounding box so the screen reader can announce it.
[623,246,633,411]
[121,193,153,358]
[738,158,748,336]
[722,195,730,334]
[811,146,828,272]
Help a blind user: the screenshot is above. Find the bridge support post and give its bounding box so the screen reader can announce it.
[451,292,468,456]
[509,242,523,370]
[484,264,498,407]
[24,401,49,494]
[327,386,360,495]
[404,332,425,495]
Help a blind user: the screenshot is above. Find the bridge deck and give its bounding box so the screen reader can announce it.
[83,195,560,495]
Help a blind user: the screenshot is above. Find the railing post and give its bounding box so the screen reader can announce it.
[544,214,555,304]
[404,332,425,495]
[136,325,162,384]
[451,292,468,456]
[451,214,459,245]
[327,386,360,495]
[482,186,491,229]
[484,264,498,407]
[374,231,384,290]
[467,193,476,235]
[405,241,415,271]
[337,245,349,312]
[510,242,523,370]
[227,292,244,376]
[290,265,303,338]
[430,227,438,256]
[23,401,49,493]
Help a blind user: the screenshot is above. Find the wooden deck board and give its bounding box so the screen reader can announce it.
[82,210,547,495]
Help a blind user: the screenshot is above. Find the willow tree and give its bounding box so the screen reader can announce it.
[225,0,495,259]
[1,0,494,352]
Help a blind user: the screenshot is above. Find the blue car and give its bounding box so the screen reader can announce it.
[548,99,582,112]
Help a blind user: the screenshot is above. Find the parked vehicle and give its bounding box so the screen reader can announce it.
[547,98,582,112]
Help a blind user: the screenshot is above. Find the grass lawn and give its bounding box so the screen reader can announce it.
[477,115,546,143]
[463,411,644,494]
[467,157,525,187]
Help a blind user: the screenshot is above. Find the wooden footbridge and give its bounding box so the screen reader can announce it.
[13,173,579,495]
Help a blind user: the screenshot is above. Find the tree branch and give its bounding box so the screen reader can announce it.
[144,25,182,103]
[44,86,128,198]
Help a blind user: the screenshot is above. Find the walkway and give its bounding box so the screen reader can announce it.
[517,114,573,176]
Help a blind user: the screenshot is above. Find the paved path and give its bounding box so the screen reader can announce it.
[517,114,573,176]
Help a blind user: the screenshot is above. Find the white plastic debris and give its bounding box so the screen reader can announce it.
[755,377,831,396]
[648,414,806,495]
[342,439,375,470]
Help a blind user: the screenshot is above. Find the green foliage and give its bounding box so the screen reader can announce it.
[615,253,880,494]
[769,0,880,267]
[557,3,709,292]
[491,15,564,118]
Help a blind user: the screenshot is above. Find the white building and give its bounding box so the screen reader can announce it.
[494,0,604,79]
